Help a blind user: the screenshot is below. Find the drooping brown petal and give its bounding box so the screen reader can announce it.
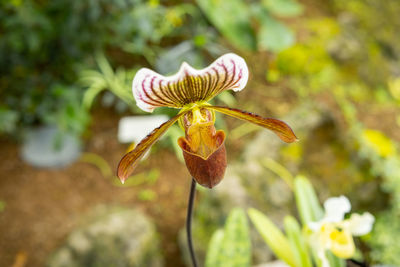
[207,106,298,143]
[133,53,249,112]
[178,130,227,188]
[117,111,187,183]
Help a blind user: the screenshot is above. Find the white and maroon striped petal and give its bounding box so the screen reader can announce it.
[133,53,249,112]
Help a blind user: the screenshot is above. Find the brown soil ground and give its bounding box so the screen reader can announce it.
[0,108,191,267]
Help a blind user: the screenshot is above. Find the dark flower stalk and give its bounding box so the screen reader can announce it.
[186,178,198,267]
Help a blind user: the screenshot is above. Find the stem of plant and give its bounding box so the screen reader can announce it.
[349,259,368,267]
[186,178,198,267]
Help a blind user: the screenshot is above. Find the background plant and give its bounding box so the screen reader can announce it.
[0,0,204,136]
[196,0,303,52]
[247,176,371,267]
[205,208,251,267]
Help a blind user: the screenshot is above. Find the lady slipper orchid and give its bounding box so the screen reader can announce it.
[308,196,375,266]
[117,53,297,188]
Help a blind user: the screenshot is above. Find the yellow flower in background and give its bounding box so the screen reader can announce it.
[362,129,395,158]
[148,0,160,8]
[388,77,400,102]
[166,10,183,27]
[117,53,297,188]
[308,196,374,266]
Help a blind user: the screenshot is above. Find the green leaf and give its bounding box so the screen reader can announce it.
[82,83,107,110]
[294,175,324,225]
[261,0,303,17]
[284,216,312,267]
[205,230,225,267]
[303,178,324,221]
[0,108,19,134]
[196,0,257,51]
[248,208,297,267]
[80,54,137,112]
[206,208,252,267]
[138,189,157,201]
[258,14,295,52]
[220,208,252,267]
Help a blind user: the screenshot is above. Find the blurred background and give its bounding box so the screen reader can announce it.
[1,0,400,266]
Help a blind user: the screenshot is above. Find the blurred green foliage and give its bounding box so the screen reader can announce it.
[137,189,157,201]
[369,212,400,265]
[0,200,5,213]
[197,0,302,52]
[0,0,202,136]
[205,208,251,267]
[357,129,400,265]
[265,1,400,264]
[248,208,298,267]
[80,53,138,113]
[249,176,348,267]
[196,0,256,51]
[333,0,400,86]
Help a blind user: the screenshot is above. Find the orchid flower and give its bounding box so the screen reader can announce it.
[117,53,297,188]
[308,196,375,266]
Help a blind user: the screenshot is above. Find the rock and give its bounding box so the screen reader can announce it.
[46,206,163,267]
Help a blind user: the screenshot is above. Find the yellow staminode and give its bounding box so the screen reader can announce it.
[329,226,355,259]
